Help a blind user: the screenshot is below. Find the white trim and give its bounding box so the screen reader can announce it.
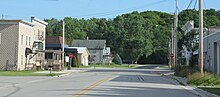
[204,30,220,39]
[31,17,48,25]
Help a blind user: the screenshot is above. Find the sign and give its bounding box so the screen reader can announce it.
[170,53,174,57]
[65,56,69,62]
[69,53,73,59]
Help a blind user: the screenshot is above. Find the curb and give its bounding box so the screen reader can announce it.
[52,69,89,77]
[53,73,71,77]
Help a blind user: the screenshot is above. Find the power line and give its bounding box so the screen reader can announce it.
[203,0,207,9]
[71,0,171,18]
[2,0,171,19]
[186,0,194,9]
[194,0,198,9]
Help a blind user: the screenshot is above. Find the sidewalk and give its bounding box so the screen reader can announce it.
[34,68,89,77]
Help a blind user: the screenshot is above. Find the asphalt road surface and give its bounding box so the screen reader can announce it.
[0,65,201,97]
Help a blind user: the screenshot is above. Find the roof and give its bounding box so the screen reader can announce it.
[0,20,34,27]
[72,40,106,49]
[68,47,88,54]
[46,36,64,44]
[31,17,48,25]
[193,49,198,55]
[0,17,48,27]
[204,30,220,39]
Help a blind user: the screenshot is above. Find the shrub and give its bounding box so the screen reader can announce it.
[112,54,122,65]
[174,65,199,77]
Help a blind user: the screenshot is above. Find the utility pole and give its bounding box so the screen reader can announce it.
[174,0,179,66]
[199,0,204,74]
[62,20,65,70]
[174,0,178,67]
[171,23,174,68]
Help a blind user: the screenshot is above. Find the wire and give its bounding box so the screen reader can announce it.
[71,0,171,18]
[186,0,194,9]
[203,0,207,9]
[193,0,197,10]
[2,0,171,19]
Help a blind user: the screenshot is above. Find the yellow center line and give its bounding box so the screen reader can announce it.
[71,73,117,97]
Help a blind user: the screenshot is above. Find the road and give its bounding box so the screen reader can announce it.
[0,65,201,97]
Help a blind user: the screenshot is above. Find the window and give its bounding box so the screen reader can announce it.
[21,35,23,45]
[38,43,43,50]
[26,36,28,45]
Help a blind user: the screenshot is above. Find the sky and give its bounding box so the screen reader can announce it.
[0,0,219,21]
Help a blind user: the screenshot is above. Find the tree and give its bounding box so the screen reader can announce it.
[44,9,220,64]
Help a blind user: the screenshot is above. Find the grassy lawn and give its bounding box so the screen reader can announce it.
[79,64,137,68]
[199,87,220,96]
[0,71,62,76]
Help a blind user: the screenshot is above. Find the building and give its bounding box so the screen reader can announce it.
[72,39,107,64]
[103,47,112,64]
[68,47,89,66]
[0,17,47,70]
[45,36,78,68]
[45,36,66,70]
[204,29,220,74]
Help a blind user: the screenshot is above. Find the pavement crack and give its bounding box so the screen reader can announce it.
[3,83,21,97]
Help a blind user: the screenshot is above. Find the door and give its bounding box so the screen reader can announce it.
[214,42,217,73]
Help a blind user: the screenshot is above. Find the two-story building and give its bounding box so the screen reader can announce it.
[0,17,47,70]
[72,39,110,64]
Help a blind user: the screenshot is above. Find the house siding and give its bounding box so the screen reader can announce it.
[73,40,106,64]
[204,31,220,74]
[0,18,47,71]
[17,22,34,70]
[0,23,19,70]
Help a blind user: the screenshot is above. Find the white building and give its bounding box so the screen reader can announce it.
[68,47,89,66]
[0,17,47,70]
[204,29,220,74]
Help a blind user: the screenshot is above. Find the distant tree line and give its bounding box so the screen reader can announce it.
[44,9,220,64]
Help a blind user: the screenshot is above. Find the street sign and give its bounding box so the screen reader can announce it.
[65,56,69,62]
[69,53,73,59]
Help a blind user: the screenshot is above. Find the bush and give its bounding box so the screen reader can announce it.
[174,65,199,77]
[112,54,122,65]
[74,56,80,68]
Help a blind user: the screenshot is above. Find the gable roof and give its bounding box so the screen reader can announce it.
[72,40,106,49]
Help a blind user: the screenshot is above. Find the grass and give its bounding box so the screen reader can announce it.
[199,87,220,96]
[187,72,220,86]
[174,66,220,96]
[79,64,137,68]
[0,71,62,76]
[159,65,169,69]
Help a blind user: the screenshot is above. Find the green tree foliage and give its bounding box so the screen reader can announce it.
[45,9,220,64]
